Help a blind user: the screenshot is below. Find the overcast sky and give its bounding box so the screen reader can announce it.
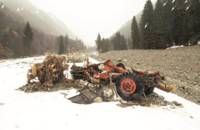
[30,0,153,46]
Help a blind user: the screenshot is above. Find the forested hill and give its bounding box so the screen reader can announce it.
[0,0,85,59]
[118,13,142,40]
[117,0,200,49]
[0,0,74,37]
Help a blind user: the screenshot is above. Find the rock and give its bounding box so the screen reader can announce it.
[172,101,183,107]
[93,97,103,103]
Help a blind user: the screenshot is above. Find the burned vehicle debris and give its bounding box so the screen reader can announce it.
[70,59,176,103]
[18,55,176,105]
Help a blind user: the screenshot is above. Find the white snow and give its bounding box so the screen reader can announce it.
[88,57,100,64]
[163,2,167,7]
[167,45,185,49]
[185,0,189,4]
[91,51,99,57]
[144,23,148,29]
[0,56,200,130]
[186,6,190,11]
[171,7,175,11]
[172,0,175,4]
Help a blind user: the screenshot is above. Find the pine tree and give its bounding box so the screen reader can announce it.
[131,16,140,49]
[101,38,111,52]
[23,22,33,49]
[140,0,154,49]
[188,0,200,44]
[96,33,101,52]
[58,36,65,54]
[111,32,127,50]
[95,34,112,53]
[163,0,174,47]
[127,38,132,49]
[64,35,69,53]
[172,0,189,45]
[153,0,163,48]
[153,0,174,49]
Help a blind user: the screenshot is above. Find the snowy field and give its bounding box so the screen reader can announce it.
[0,57,200,130]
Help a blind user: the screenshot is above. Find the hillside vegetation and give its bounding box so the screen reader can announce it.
[0,0,85,59]
[113,0,200,50]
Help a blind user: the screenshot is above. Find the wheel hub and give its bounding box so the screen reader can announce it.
[120,78,136,95]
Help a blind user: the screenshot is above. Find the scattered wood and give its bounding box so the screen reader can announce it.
[18,55,181,107]
[27,55,68,86]
[18,55,71,92]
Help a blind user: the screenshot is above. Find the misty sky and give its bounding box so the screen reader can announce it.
[30,0,154,45]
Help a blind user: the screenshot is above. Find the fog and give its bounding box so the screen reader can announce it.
[30,0,153,45]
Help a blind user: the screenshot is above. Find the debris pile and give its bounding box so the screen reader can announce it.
[19,55,72,92]
[69,60,177,105]
[19,55,180,107]
[66,52,87,63]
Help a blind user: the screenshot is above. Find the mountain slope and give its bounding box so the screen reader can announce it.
[1,0,75,37]
[0,0,86,58]
[118,12,141,40]
[0,2,58,58]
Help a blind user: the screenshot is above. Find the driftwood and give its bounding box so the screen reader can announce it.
[27,55,69,87]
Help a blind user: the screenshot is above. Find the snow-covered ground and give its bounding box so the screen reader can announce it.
[167,45,185,49]
[0,57,200,130]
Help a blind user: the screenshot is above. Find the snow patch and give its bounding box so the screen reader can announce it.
[186,6,190,11]
[163,2,167,7]
[167,45,185,49]
[144,23,148,29]
[91,51,99,57]
[88,57,100,64]
[171,7,175,11]
[0,56,200,130]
